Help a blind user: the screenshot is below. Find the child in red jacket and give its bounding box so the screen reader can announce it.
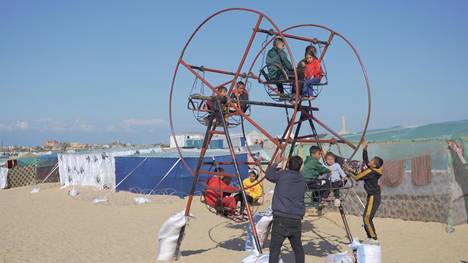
[204,168,240,215]
[302,52,323,99]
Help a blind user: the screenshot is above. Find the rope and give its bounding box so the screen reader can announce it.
[147,158,181,195]
[37,163,59,185]
[114,157,148,190]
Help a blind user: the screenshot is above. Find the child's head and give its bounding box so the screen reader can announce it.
[288,156,303,171]
[274,37,285,49]
[325,152,336,165]
[309,146,323,160]
[369,156,384,169]
[305,54,313,63]
[236,81,246,93]
[217,86,228,96]
[305,45,317,58]
[248,169,258,182]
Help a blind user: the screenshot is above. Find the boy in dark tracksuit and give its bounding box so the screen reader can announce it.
[266,155,306,263]
[350,141,384,242]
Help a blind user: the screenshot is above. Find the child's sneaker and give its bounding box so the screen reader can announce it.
[334,198,341,207]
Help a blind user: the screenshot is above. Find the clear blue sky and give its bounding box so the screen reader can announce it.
[1,0,467,146]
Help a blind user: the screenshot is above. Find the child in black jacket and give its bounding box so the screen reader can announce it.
[350,140,384,243]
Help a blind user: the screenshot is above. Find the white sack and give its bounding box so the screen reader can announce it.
[156,211,188,261]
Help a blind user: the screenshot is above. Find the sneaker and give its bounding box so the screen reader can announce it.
[334,198,341,207]
[367,238,380,245]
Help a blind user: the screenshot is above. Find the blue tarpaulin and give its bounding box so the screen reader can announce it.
[115,153,248,197]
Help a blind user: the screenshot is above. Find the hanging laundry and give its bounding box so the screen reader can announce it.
[411,155,432,186]
[381,160,405,187]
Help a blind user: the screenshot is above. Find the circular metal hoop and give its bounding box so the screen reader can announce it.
[169,8,300,174]
[241,24,372,166]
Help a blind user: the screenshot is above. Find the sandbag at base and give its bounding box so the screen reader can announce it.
[325,252,355,263]
[350,240,381,263]
[242,253,283,263]
[245,208,273,251]
[156,211,189,261]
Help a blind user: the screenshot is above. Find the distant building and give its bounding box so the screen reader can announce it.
[69,142,87,150]
[170,132,246,149]
[43,140,60,148]
[170,133,204,148]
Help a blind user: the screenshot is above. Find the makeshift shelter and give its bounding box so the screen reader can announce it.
[296,137,468,229]
[58,150,137,189]
[114,151,249,197]
[4,154,59,189]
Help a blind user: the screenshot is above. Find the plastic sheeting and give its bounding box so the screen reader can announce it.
[115,153,249,197]
[58,150,137,189]
[0,166,7,189]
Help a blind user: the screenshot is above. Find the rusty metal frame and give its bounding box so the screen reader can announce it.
[168,8,372,258]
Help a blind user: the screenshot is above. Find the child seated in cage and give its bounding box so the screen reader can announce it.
[301,146,330,205]
[204,167,240,215]
[302,50,324,99]
[205,86,229,123]
[230,81,249,113]
[324,152,347,206]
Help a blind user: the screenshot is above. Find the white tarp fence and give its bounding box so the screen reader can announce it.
[58,150,137,189]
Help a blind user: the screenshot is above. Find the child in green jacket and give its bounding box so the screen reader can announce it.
[266,37,294,95]
[301,146,330,206]
[301,146,330,181]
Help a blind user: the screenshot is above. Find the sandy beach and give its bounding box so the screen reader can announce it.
[0,184,467,263]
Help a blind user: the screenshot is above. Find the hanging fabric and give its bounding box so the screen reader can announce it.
[381,160,405,188]
[411,155,432,186]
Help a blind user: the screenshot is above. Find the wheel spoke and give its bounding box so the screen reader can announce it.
[228,15,264,94]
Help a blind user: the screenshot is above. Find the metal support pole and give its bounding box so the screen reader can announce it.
[338,204,353,243]
[175,115,216,260]
[218,99,263,254]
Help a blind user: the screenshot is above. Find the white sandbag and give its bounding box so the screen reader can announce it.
[30,185,40,193]
[92,197,108,204]
[325,252,355,263]
[350,240,381,263]
[0,166,8,189]
[156,211,188,261]
[68,187,80,198]
[245,208,273,251]
[134,196,151,205]
[242,253,283,263]
[357,244,381,263]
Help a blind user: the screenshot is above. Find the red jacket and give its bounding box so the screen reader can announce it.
[205,176,239,210]
[304,58,323,80]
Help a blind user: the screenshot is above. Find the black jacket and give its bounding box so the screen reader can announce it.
[266,164,307,219]
[351,150,383,195]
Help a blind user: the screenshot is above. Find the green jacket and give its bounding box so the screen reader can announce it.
[266,47,293,81]
[301,156,330,181]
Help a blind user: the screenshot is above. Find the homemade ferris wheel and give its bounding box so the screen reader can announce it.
[168,8,371,258]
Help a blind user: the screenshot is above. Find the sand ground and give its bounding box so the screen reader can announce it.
[0,183,467,263]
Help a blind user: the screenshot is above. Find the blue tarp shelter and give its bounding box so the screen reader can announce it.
[115,153,249,197]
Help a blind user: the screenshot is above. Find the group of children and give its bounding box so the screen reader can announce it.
[204,167,263,217]
[204,141,384,244]
[266,37,324,99]
[301,142,384,243]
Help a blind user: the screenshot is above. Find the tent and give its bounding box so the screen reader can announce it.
[114,152,249,197]
[3,154,58,189]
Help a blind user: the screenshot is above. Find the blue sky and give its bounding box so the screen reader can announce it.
[1,0,467,146]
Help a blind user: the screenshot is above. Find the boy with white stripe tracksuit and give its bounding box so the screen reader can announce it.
[350,141,384,242]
